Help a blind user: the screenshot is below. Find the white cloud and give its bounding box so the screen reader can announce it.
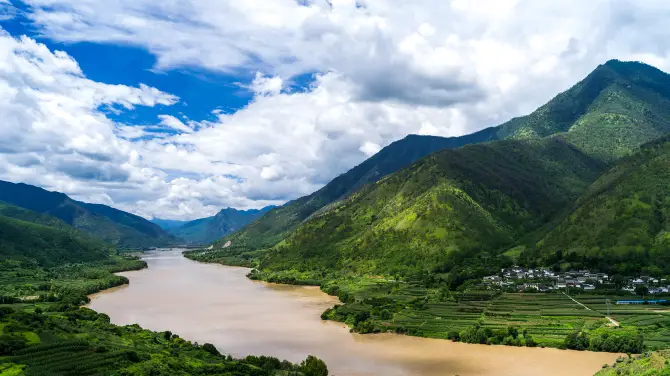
[158,115,194,133]
[2,1,670,220]
[250,72,284,96]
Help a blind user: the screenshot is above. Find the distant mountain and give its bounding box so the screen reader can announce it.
[259,138,606,275]
[531,135,670,275]
[214,130,497,250]
[151,218,188,230]
[0,203,112,266]
[0,180,176,249]
[216,59,670,253]
[169,206,275,244]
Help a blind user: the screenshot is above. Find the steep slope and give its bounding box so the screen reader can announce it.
[218,60,670,252]
[0,214,111,267]
[215,130,497,250]
[496,60,670,161]
[169,206,274,244]
[258,138,606,276]
[533,136,670,275]
[0,180,176,248]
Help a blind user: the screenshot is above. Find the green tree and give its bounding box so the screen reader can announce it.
[300,355,328,376]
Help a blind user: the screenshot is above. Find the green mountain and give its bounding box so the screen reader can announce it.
[0,205,111,267]
[531,136,670,275]
[0,180,176,249]
[258,138,606,276]
[168,206,275,244]
[495,60,670,161]
[214,130,497,250]
[217,60,670,252]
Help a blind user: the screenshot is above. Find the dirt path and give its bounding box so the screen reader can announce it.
[564,293,620,327]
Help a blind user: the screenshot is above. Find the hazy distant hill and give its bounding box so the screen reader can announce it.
[151,218,188,230]
[0,180,176,248]
[169,206,274,244]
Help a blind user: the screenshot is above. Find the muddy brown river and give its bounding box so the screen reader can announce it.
[88,250,618,376]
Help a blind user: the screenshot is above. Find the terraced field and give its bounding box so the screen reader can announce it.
[6,341,135,376]
[483,293,604,347]
[576,295,670,349]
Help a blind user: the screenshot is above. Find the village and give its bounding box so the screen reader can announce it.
[481,266,670,295]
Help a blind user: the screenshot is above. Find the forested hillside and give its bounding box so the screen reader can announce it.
[217,60,670,252]
[214,131,497,250]
[530,136,670,275]
[0,215,111,267]
[258,138,605,277]
[0,181,176,249]
[495,60,670,161]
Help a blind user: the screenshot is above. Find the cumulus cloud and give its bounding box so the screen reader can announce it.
[3,1,670,220]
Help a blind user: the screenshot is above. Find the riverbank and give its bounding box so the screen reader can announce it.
[0,251,326,376]
[185,249,650,352]
[126,250,622,376]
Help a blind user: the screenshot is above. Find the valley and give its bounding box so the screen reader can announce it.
[88,250,620,376]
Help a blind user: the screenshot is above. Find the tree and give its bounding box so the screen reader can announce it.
[202,343,220,356]
[300,355,328,376]
[635,285,649,297]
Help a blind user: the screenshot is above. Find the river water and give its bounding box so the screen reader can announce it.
[88,250,618,376]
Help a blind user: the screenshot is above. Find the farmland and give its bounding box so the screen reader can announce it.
[249,270,663,351]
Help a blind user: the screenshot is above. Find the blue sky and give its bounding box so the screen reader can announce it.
[1,0,670,220]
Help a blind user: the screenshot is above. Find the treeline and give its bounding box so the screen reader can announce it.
[564,332,644,353]
[448,324,538,347]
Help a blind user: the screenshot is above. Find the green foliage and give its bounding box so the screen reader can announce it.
[0,215,111,267]
[532,137,670,275]
[496,60,670,162]
[300,355,328,376]
[258,138,604,278]
[214,132,498,251]
[595,351,670,376]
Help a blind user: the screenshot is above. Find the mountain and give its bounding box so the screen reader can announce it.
[214,130,497,250]
[531,135,670,275]
[168,206,275,244]
[217,60,670,252]
[0,204,112,266]
[0,180,176,249]
[258,138,606,276]
[151,218,188,230]
[494,60,670,161]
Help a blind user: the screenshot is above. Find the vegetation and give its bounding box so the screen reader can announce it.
[214,59,670,256]
[214,132,498,251]
[0,181,176,249]
[595,351,670,376]
[529,136,670,275]
[166,207,274,244]
[256,138,604,278]
[0,208,327,376]
[495,60,670,162]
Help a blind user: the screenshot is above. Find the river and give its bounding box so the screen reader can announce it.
[88,250,618,376]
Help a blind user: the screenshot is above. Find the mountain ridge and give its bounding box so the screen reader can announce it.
[169,206,275,244]
[0,180,176,248]
[215,59,670,252]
